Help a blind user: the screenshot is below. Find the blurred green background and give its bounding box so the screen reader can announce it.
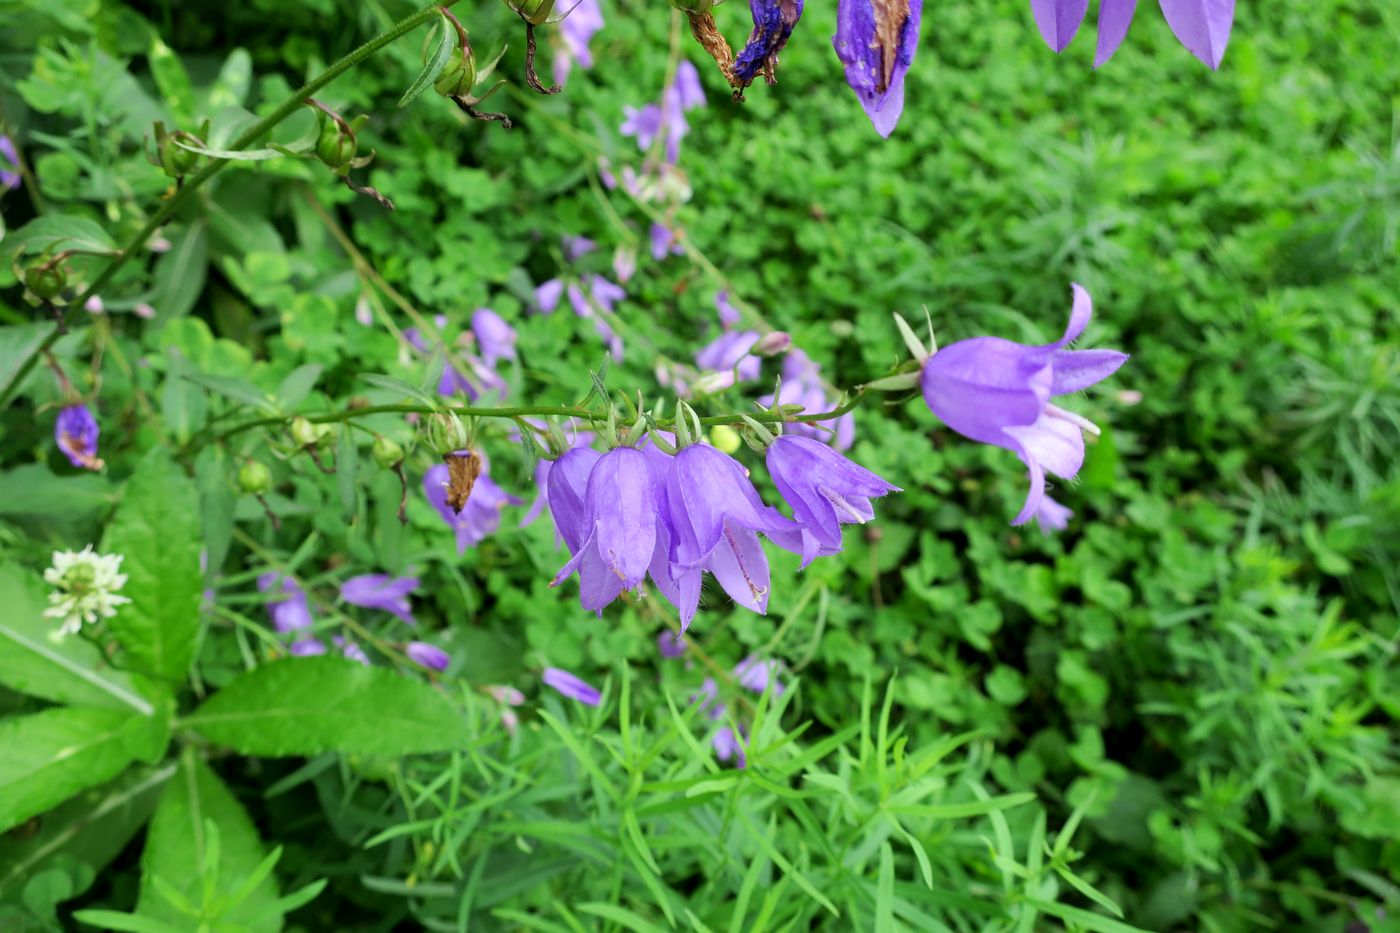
[2,0,1398,928]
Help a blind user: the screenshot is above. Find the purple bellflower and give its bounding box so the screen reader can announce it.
[694,330,761,390]
[1034,0,1235,68]
[55,404,103,470]
[289,639,326,656]
[919,283,1127,528]
[543,667,602,706]
[550,446,679,613]
[735,655,785,696]
[734,0,804,84]
[713,726,747,768]
[425,459,523,553]
[554,0,604,86]
[0,136,19,191]
[833,0,923,138]
[335,636,371,666]
[404,318,505,401]
[341,574,419,625]
[257,573,315,634]
[664,443,804,628]
[759,351,856,451]
[658,630,687,658]
[406,641,452,671]
[715,290,742,329]
[766,435,900,565]
[650,222,684,260]
[471,308,517,368]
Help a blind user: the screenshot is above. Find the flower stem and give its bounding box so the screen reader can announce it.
[0,1,461,410]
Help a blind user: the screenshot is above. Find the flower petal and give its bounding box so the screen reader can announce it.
[705,520,772,615]
[1029,0,1089,51]
[1051,348,1130,393]
[1094,0,1138,66]
[1157,0,1234,69]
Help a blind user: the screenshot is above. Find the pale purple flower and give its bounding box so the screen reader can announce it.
[715,290,742,329]
[257,573,314,633]
[404,322,505,401]
[134,303,156,319]
[471,308,517,368]
[919,283,1127,527]
[335,636,370,665]
[833,0,923,138]
[766,435,899,565]
[55,405,102,470]
[695,331,761,387]
[535,278,565,314]
[613,245,637,283]
[406,641,451,671]
[669,60,706,112]
[1030,0,1089,52]
[620,104,665,151]
[649,223,683,260]
[759,352,856,451]
[355,295,373,326]
[0,136,19,191]
[734,656,785,696]
[658,630,686,658]
[734,0,804,83]
[664,444,804,627]
[554,0,605,85]
[567,275,626,318]
[543,667,602,706]
[424,460,523,553]
[1157,0,1235,69]
[1050,0,1236,68]
[563,234,597,262]
[713,726,747,768]
[520,427,597,531]
[341,574,418,625]
[84,295,105,314]
[550,446,679,613]
[289,638,326,656]
[1036,495,1074,533]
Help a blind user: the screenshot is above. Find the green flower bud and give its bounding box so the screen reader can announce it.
[505,0,555,25]
[372,435,405,469]
[315,118,357,171]
[709,424,742,455]
[238,460,273,495]
[290,416,332,448]
[428,412,469,455]
[434,47,479,98]
[24,262,67,300]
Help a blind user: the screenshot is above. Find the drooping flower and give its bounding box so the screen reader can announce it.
[658,630,686,658]
[563,234,598,261]
[257,573,315,634]
[734,0,804,83]
[335,636,370,665]
[712,726,747,768]
[42,545,131,636]
[832,0,923,138]
[622,61,706,165]
[620,104,665,152]
[664,443,804,627]
[535,279,565,314]
[1043,0,1235,69]
[55,405,103,471]
[406,641,451,671]
[734,655,785,696]
[694,330,761,390]
[519,424,597,530]
[0,136,19,191]
[404,318,506,401]
[766,435,899,565]
[543,667,602,706]
[759,351,856,451]
[341,574,419,625]
[471,308,517,368]
[554,0,605,85]
[550,446,678,612]
[919,283,1127,528]
[649,222,683,260]
[1035,495,1073,533]
[424,460,523,554]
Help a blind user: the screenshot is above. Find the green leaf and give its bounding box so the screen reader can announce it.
[359,372,439,409]
[0,464,114,521]
[6,214,118,256]
[71,909,187,933]
[182,372,279,413]
[137,753,286,931]
[0,707,150,834]
[150,221,208,324]
[275,363,323,410]
[337,422,358,522]
[885,791,1036,820]
[172,139,290,160]
[195,446,235,576]
[1021,899,1152,933]
[100,448,203,683]
[0,322,56,400]
[0,563,152,714]
[398,13,456,109]
[875,842,896,933]
[185,657,473,757]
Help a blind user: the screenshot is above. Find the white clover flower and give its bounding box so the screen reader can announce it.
[42,545,132,636]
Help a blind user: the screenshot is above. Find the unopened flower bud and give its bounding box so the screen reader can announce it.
[505,0,556,25]
[434,47,479,98]
[428,412,469,455]
[689,370,736,396]
[238,460,273,495]
[24,261,67,300]
[148,122,204,179]
[372,435,405,469]
[709,424,742,454]
[752,332,792,357]
[315,118,357,171]
[290,416,332,448]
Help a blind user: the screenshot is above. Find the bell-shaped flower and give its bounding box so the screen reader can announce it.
[759,351,855,450]
[0,136,19,191]
[550,447,676,612]
[554,0,604,85]
[1041,0,1235,69]
[919,283,1127,527]
[734,0,804,84]
[832,0,923,138]
[664,444,803,627]
[406,641,451,671]
[471,308,517,368]
[424,460,522,553]
[55,404,103,470]
[341,573,419,625]
[543,667,602,706]
[694,330,761,390]
[766,435,899,565]
[257,573,314,633]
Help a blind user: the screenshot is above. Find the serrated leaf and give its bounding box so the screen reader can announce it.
[0,563,152,714]
[359,372,439,409]
[183,372,279,413]
[0,707,149,834]
[185,657,473,757]
[398,13,456,109]
[137,753,285,931]
[101,448,203,684]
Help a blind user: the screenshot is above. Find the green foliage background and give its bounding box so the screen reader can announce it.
[0,0,1397,929]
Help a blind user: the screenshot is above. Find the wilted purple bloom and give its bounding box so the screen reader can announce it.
[919,283,1127,527]
[649,223,683,260]
[734,0,804,83]
[658,630,686,658]
[289,638,326,657]
[257,573,314,633]
[425,461,523,553]
[759,352,856,451]
[406,641,451,671]
[471,308,517,368]
[535,278,565,314]
[715,290,742,329]
[664,444,803,627]
[734,656,785,696]
[335,636,370,665]
[833,0,923,137]
[54,405,102,470]
[341,574,418,625]
[767,435,899,565]
[695,331,761,386]
[550,447,677,613]
[554,0,605,85]
[713,726,747,768]
[0,136,19,191]
[543,667,602,706]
